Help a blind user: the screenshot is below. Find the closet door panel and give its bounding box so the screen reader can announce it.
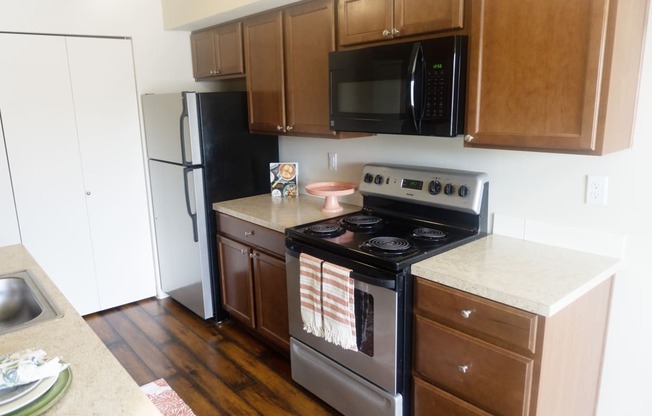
[0,34,100,314]
[66,37,156,310]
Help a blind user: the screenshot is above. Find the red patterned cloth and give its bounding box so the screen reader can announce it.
[141,378,195,416]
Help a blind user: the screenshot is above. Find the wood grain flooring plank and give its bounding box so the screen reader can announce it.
[120,302,172,346]
[142,305,252,389]
[84,312,121,345]
[166,374,232,416]
[161,342,259,416]
[102,308,178,380]
[107,342,157,386]
[153,298,225,342]
[239,383,298,416]
[217,340,339,416]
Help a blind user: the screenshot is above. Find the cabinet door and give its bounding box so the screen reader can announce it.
[465,0,608,152]
[0,34,100,314]
[244,11,286,134]
[191,29,217,79]
[214,22,245,77]
[284,0,337,136]
[218,236,255,328]
[66,37,156,311]
[394,0,463,38]
[252,250,290,351]
[338,0,393,46]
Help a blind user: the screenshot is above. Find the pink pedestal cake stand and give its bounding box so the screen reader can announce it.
[305,182,357,213]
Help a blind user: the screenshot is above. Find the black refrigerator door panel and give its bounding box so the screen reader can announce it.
[197,91,279,202]
[194,91,279,322]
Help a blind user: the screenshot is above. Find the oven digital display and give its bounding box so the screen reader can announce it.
[401,179,423,190]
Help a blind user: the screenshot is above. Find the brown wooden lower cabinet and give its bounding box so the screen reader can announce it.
[217,213,290,353]
[413,276,613,415]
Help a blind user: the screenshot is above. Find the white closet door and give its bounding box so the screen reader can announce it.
[66,37,156,310]
[0,34,100,313]
[0,126,21,247]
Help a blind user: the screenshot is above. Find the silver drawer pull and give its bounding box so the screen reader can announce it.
[458,365,469,374]
[460,309,473,319]
[244,231,255,237]
[249,253,258,259]
[240,249,247,255]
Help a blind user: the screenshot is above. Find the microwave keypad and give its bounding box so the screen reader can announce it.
[425,69,447,120]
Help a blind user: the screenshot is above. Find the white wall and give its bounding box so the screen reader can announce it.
[280,6,652,414]
[0,0,212,94]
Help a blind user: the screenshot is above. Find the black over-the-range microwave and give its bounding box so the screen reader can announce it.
[329,35,467,137]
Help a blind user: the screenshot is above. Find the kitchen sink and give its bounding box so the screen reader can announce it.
[0,270,63,335]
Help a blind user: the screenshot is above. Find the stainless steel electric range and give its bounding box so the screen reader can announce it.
[285,163,489,416]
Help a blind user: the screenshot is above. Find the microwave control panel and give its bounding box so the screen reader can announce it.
[425,67,448,120]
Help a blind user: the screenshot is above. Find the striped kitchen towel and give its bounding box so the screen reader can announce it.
[322,261,357,351]
[299,253,324,337]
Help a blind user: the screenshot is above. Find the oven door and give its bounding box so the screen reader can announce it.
[285,243,401,394]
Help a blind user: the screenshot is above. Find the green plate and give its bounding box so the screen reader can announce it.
[4,368,72,416]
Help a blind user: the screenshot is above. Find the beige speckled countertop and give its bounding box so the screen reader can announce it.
[412,235,622,317]
[0,244,161,415]
[213,193,361,232]
[213,195,622,318]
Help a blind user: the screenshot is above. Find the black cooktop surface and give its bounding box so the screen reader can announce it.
[286,209,481,271]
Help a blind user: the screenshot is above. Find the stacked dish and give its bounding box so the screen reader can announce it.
[0,368,71,416]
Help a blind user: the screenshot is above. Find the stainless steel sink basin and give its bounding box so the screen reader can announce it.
[0,270,63,335]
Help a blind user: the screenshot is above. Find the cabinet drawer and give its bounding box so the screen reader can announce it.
[217,213,285,257]
[415,278,539,353]
[413,376,491,416]
[414,316,534,416]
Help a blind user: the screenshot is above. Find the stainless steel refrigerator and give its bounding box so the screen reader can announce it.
[142,91,278,320]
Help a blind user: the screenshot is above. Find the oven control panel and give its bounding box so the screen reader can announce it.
[359,164,488,214]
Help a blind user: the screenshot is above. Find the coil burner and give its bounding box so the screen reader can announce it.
[360,236,417,256]
[303,224,345,238]
[341,215,384,232]
[411,227,447,244]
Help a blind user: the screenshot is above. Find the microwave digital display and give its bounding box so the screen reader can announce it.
[401,179,423,190]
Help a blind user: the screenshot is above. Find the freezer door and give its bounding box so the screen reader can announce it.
[149,159,213,318]
[142,93,200,165]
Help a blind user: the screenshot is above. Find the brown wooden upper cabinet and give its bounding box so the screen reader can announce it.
[337,0,464,47]
[191,22,245,80]
[464,0,649,155]
[244,0,348,137]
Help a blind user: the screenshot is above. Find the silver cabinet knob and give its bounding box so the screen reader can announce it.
[391,28,400,36]
[464,134,474,143]
[286,125,294,132]
[240,249,247,255]
[249,252,258,259]
[86,191,91,195]
[458,365,469,374]
[244,231,254,237]
[382,29,391,37]
[460,309,472,319]
[276,125,284,132]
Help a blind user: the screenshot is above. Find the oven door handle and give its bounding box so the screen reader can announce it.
[350,271,396,290]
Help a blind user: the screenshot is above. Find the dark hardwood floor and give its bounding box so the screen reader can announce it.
[84,297,340,416]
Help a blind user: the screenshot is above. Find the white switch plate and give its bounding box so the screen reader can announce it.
[328,152,337,170]
[586,175,608,205]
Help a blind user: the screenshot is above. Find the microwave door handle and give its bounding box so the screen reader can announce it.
[409,43,425,133]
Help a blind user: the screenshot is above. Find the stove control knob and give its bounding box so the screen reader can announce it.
[374,174,384,185]
[444,183,455,195]
[458,185,469,198]
[428,180,441,195]
[364,173,374,183]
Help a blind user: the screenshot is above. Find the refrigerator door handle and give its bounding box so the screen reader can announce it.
[180,93,191,167]
[183,166,199,242]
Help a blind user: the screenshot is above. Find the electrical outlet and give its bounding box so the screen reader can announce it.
[328,152,337,171]
[586,175,608,205]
